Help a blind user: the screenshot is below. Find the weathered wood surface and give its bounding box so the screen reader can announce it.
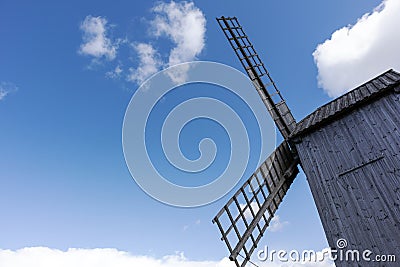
[295,88,400,266]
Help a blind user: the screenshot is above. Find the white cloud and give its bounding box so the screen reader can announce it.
[240,202,260,220]
[0,82,18,101]
[0,89,8,100]
[182,219,202,232]
[162,63,193,84]
[106,65,123,79]
[150,1,206,83]
[78,2,206,85]
[126,1,206,85]
[127,43,162,84]
[313,0,400,97]
[79,16,118,61]
[239,203,288,232]
[267,215,289,233]
[0,247,335,267]
[0,247,233,267]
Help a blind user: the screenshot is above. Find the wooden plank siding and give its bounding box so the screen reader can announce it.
[293,88,400,266]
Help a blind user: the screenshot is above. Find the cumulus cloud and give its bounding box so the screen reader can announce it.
[0,247,334,267]
[127,43,162,84]
[78,2,206,85]
[128,1,206,84]
[0,82,18,101]
[152,1,206,65]
[0,247,232,267]
[79,16,118,61]
[313,0,400,97]
[150,1,206,83]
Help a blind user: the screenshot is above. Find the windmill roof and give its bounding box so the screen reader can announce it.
[291,69,400,138]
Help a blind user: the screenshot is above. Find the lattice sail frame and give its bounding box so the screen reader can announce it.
[214,16,301,267]
[213,141,299,267]
[216,16,296,139]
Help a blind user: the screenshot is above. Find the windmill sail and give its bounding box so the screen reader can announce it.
[213,141,299,267]
[217,16,296,139]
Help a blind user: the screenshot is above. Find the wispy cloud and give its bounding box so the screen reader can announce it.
[79,16,118,61]
[182,219,202,232]
[267,215,289,232]
[0,82,18,101]
[239,202,289,232]
[0,90,8,100]
[106,65,123,79]
[313,0,400,97]
[127,43,162,84]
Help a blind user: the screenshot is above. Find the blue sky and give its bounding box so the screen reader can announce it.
[1,0,399,266]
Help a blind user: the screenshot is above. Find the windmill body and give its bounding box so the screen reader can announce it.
[213,16,400,267]
[291,77,400,264]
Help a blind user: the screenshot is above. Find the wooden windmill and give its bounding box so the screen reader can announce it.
[213,16,400,267]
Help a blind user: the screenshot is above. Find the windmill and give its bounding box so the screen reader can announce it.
[213,16,400,267]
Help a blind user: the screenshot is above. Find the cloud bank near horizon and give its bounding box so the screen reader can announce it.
[0,247,335,267]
